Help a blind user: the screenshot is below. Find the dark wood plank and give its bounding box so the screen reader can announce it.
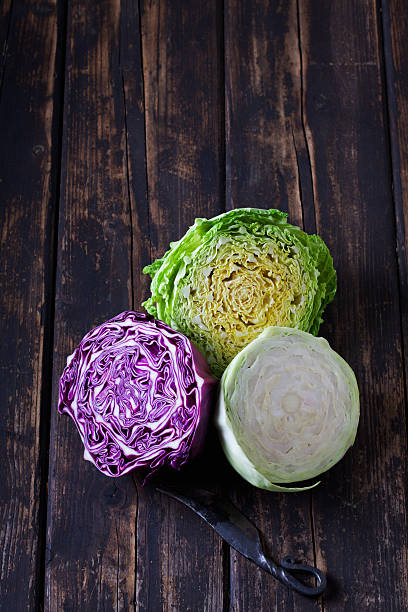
[45,1,146,609]
[381,0,408,400]
[0,0,61,609]
[224,1,320,609]
[0,0,13,91]
[120,0,151,310]
[225,0,310,229]
[137,1,226,610]
[297,1,408,609]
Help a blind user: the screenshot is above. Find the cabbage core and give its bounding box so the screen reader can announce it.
[175,235,313,371]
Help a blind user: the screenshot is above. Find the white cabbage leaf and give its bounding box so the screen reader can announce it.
[216,327,359,492]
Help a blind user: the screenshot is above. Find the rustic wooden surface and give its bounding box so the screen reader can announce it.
[1,1,407,610]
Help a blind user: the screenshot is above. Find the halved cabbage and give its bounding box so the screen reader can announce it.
[143,208,336,377]
[215,327,359,492]
[58,311,217,479]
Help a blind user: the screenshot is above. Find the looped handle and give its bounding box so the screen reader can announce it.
[277,555,327,597]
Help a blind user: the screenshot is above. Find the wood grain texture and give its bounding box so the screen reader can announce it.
[0,0,60,609]
[45,1,143,609]
[298,1,408,609]
[1,1,407,610]
[225,0,310,229]
[0,0,13,92]
[137,1,226,610]
[224,1,319,609]
[120,0,151,312]
[381,0,408,396]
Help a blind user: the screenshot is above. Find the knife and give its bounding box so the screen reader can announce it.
[157,484,326,597]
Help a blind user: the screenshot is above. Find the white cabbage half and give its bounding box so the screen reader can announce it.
[215,327,359,492]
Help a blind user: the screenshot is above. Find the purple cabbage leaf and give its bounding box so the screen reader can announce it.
[58,311,217,478]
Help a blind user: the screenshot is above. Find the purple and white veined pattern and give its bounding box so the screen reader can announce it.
[59,311,217,478]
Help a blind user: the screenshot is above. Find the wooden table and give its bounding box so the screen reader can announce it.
[1,1,408,610]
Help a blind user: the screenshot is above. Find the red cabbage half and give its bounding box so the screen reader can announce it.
[58,311,217,478]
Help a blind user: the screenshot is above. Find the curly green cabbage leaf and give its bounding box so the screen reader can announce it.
[143,209,336,378]
[215,327,359,492]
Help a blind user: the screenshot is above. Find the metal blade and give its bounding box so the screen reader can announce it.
[157,485,266,567]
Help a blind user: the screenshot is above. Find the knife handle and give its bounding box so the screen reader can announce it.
[266,555,326,597]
